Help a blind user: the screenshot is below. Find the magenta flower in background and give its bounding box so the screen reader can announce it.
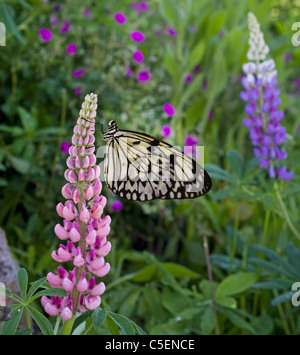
[38,28,52,42]
[161,125,172,138]
[41,93,111,320]
[50,13,59,27]
[125,68,133,77]
[130,30,145,42]
[163,103,176,116]
[72,69,86,78]
[66,43,77,56]
[54,4,61,12]
[131,1,149,12]
[208,109,214,120]
[60,19,71,34]
[184,135,200,160]
[111,200,123,211]
[114,12,126,25]
[284,53,291,63]
[83,8,92,18]
[137,69,151,82]
[60,141,71,154]
[185,74,193,83]
[194,65,201,74]
[241,13,293,180]
[74,87,81,95]
[133,50,144,63]
[166,28,177,36]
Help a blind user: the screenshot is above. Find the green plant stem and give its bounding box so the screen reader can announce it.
[229,206,240,274]
[260,210,271,247]
[61,317,76,335]
[274,182,300,241]
[203,236,220,335]
[24,306,32,335]
[54,316,61,335]
[273,290,290,335]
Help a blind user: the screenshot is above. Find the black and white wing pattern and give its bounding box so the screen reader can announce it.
[102,120,212,201]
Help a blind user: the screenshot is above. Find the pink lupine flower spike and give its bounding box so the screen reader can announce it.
[41,93,111,325]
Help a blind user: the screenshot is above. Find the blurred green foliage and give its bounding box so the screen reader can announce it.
[1,0,300,335]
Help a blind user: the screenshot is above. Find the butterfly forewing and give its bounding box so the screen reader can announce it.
[103,122,212,201]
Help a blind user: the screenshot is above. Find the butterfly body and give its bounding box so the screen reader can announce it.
[102,120,212,201]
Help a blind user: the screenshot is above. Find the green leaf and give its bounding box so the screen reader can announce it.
[26,277,47,301]
[220,308,257,334]
[252,278,293,290]
[0,304,24,335]
[164,46,178,80]
[130,265,157,282]
[17,268,28,301]
[186,41,205,72]
[205,163,233,182]
[17,106,38,132]
[271,290,295,306]
[106,314,120,335]
[107,312,135,335]
[131,321,147,335]
[216,296,237,308]
[159,0,179,27]
[92,308,107,330]
[27,305,54,335]
[216,272,257,299]
[201,306,216,334]
[163,262,200,278]
[7,155,30,174]
[29,288,68,303]
[226,149,243,179]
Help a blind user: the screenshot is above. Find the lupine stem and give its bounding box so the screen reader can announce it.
[229,205,240,274]
[61,317,76,335]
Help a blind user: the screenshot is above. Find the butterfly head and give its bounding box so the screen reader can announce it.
[103,120,119,142]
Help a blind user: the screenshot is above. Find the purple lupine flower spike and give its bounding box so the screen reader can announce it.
[42,93,111,320]
[240,13,293,180]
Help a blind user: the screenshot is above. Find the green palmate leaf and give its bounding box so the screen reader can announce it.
[131,321,147,335]
[92,308,107,330]
[0,304,24,335]
[27,305,54,335]
[216,272,257,299]
[251,245,299,278]
[17,268,28,301]
[205,163,233,182]
[271,290,296,306]
[252,278,294,290]
[220,308,257,334]
[106,314,120,335]
[107,312,135,335]
[26,277,47,301]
